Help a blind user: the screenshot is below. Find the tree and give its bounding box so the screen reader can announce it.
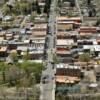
[12,2,21,15]
[4,0,9,3]
[22,50,30,61]
[7,4,13,12]
[30,12,35,22]
[53,55,59,64]
[32,87,40,100]
[10,50,18,63]
[87,0,91,5]
[20,61,32,78]
[32,1,37,11]
[79,53,91,67]
[3,4,10,15]
[58,0,62,7]
[43,0,51,14]
[95,18,100,26]
[35,0,41,14]
[0,62,8,83]
[79,53,90,62]
[19,61,44,83]
[56,92,64,100]
[70,0,75,7]
[18,1,32,15]
[43,4,48,13]
[19,77,30,87]
[8,66,21,86]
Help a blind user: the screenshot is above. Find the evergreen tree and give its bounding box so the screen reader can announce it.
[7,4,13,12]
[36,0,41,14]
[43,0,51,14]
[58,0,62,7]
[87,0,91,5]
[70,0,75,7]
[32,1,36,11]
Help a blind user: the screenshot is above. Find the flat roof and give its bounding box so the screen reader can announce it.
[83,45,100,51]
[17,46,28,51]
[57,39,74,45]
[56,50,70,54]
[56,76,80,83]
[57,17,81,20]
[58,21,74,24]
[56,63,80,69]
[32,31,46,36]
[29,51,43,54]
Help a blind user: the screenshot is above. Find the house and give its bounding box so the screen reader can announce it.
[57,39,74,46]
[34,17,47,24]
[31,23,47,38]
[0,46,8,60]
[0,31,6,40]
[83,45,100,56]
[57,17,81,32]
[17,38,44,60]
[8,42,17,50]
[56,76,80,84]
[28,50,43,60]
[56,50,73,63]
[6,33,13,40]
[18,47,44,60]
[77,40,93,45]
[56,38,75,63]
[57,17,82,23]
[31,31,46,38]
[57,21,74,31]
[74,61,95,70]
[55,64,81,84]
[79,27,97,36]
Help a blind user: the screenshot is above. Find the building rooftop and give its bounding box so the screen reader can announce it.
[56,76,80,83]
[57,39,74,46]
[0,46,7,52]
[56,63,80,69]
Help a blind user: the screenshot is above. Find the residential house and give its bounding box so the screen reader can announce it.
[55,64,81,84]
[79,27,97,36]
[0,46,8,60]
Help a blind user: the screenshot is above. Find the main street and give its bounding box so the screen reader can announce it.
[40,0,57,100]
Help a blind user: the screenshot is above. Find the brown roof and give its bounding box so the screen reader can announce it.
[32,31,46,36]
[56,75,80,83]
[56,50,70,54]
[79,27,97,33]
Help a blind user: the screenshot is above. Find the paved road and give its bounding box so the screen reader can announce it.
[40,0,57,100]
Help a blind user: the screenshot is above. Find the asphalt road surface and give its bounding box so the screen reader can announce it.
[40,0,57,100]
